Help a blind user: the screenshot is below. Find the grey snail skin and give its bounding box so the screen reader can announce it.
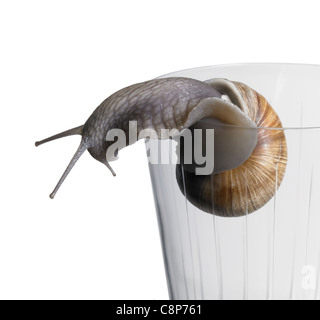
[35,77,287,217]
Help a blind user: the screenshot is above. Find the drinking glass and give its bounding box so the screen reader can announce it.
[147,63,320,300]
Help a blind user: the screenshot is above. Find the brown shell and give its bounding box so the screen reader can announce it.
[176,81,287,217]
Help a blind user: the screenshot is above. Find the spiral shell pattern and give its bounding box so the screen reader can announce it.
[176,80,287,217]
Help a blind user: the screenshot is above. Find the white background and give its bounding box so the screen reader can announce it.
[1,0,320,300]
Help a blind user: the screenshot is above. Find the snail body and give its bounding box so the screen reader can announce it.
[35,77,287,217]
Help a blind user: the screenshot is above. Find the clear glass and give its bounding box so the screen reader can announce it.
[147,64,320,300]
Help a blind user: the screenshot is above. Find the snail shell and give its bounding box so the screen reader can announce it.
[176,79,287,217]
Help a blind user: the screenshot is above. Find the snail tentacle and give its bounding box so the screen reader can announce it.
[49,141,89,199]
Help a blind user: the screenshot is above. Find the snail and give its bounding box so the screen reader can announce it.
[35,77,287,217]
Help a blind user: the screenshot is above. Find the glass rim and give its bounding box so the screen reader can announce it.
[158,62,320,78]
[158,63,320,130]
[206,124,320,130]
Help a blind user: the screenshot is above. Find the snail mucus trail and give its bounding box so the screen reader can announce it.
[35,77,287,217]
